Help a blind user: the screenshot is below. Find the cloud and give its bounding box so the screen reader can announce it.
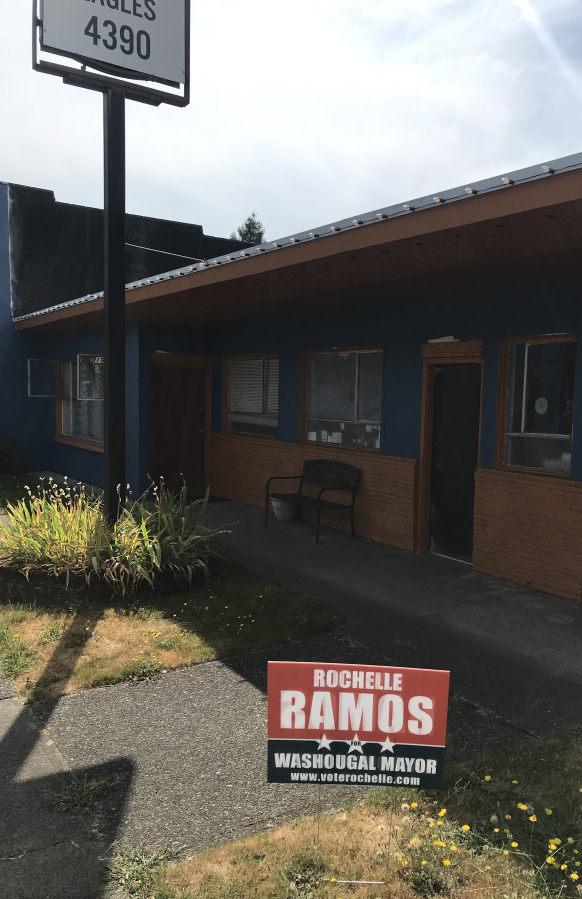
[1,0,582,240]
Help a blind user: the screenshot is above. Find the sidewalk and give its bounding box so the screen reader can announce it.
[205,500,582,735]
[0,682,132,899]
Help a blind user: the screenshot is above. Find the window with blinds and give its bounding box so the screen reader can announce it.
[227,357,279,437]
[61,358,104,443]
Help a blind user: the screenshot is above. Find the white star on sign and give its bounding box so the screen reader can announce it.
[348,734,364,753]
[317,733,332,751]
[379,736,395,753]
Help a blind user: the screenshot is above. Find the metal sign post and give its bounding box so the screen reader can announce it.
[33,0,190,519]
[103,89,126,519]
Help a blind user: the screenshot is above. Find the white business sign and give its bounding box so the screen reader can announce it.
[40,0,187,85]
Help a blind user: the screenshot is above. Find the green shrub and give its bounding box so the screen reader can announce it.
[0,480,222,596]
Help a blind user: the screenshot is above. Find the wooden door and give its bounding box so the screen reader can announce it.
[152,367,206,495]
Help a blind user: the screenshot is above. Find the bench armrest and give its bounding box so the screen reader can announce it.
[266,475,301,491]
[316,485,352,497]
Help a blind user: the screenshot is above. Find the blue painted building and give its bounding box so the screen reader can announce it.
[6,154,582,600]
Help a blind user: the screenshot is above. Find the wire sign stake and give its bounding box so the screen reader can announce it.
[268,660,450,885]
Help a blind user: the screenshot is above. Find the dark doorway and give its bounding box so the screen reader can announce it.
[152,366,206,495]
[429,363,482,562]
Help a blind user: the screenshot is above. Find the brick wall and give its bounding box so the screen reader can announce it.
[473,468,582,601]
[210,433,418,551]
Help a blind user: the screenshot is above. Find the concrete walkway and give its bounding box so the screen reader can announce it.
[205,500,582,735]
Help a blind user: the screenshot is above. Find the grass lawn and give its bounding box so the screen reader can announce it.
[0,565,344,701]
[116,732,581,899]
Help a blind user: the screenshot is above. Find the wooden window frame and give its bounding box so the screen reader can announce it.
[222,352,279,440]
[300,345,383,453]
[416,340,484,552]
[55,358,104,454]
[494,333,577,479]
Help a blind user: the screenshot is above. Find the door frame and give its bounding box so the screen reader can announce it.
[416,341,484,552]
[152,352,216,490]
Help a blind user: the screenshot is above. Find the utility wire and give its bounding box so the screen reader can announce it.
[125,242,204,262]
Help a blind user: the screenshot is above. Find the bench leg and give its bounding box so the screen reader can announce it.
[350,506,356,538]
[315,505,321,543]
[265,491,269,527]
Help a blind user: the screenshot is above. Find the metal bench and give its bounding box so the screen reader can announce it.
[265,459,361,543]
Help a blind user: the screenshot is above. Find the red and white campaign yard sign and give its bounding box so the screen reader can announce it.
[268,662,450,788]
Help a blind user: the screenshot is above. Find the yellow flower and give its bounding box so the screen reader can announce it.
[437,821,444,826]
[411,802,418,808]
[461,825,470,832]
[421,860,427,866]
[505,815,511,820]
[86,627,89,631]
[450,845,457,851]
[517,803,527,810]
[512,780,518,784]
[561,864,567,871]
[571,873,579,881]
[552,838,562,845]
[576,862,581,867]
[412,838,418,843]
[511,842,518,848]
[331,878,336,882]
[568,838,575,844]
[547,857,556,865]
[494,828,499,833]
[529,815,537,822]
[429,823,435,827]
[503,850,509,855]
[484,775,491,781]
[438,809,447,817]
[545,809,552,815]
[443,859,451,866]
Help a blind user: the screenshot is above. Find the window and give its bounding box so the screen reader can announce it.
[504,338,576,473]
[60,356,104,444]
[227,356,278,437]
[305,349,383,449]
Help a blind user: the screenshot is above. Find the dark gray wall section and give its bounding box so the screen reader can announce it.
[8,183,248,318]
[0,183,54,470]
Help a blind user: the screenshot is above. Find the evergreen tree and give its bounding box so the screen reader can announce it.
[230,211,265,245]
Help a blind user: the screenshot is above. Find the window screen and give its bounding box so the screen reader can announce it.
[505,340,576,473]
[228,357,278,437]
[61,358,104,443]
[306,350,383,449]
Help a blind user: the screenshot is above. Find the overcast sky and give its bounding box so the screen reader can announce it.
[2,0,582,242]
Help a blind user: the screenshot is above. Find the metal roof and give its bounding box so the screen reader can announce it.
[13,149,582,324]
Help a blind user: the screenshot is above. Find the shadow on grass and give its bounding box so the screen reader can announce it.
[0,610,134,899]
